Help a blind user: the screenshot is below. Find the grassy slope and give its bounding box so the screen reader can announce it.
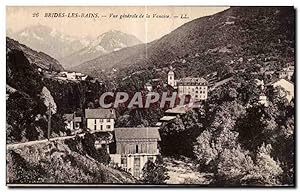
[7,138,136,184]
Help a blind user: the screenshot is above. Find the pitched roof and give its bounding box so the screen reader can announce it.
[177,77,208,86]
[166,105,188,114]
[85,108,116,119]
[63,114,82,122]
[115,127,161,141]
[63,114,73,121]
[160,116,177,121]
[266,78,294,86]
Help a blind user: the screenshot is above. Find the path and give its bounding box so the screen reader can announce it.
[7,133,85,150]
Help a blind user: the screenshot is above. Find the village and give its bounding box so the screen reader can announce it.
[58,63,294,179]
[5,6,296,187]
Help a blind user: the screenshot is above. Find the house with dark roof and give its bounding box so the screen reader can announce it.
[85,108,116,132]
[110,127,161,178]
[277,65,294,80]
[63,113,82,134]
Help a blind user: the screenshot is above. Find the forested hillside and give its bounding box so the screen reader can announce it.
[74,7,294,83]
[159,72,294,186]
[6,40,136,184]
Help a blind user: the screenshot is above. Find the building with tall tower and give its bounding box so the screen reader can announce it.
[167,70,208,101]
[167,70,176,88]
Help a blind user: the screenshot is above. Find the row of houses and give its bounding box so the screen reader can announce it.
[250,64,294,80]
[157,65,295,125]
[63,108,161,179]
[58,71,89,81]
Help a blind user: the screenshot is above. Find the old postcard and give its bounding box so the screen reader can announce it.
[6,6,295,187]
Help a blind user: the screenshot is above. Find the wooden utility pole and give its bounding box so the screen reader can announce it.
[47,103,52,140]
[79,83,87,131]
[73,111,76,130]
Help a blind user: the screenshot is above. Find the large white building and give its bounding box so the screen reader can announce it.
[85,108,116,132]
[168,70,208,101]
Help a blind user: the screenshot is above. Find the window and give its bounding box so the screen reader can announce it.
[121,144,126,154]
[100,125,103,130]
[133,157,141,177]
[121,157,127,166]
[136,145,139,153]
[107,119,111,122]
[99,119,103,123]
[107,125,111,129]
[94,119,97,130]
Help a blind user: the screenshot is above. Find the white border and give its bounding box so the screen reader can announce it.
[0,0,298,192]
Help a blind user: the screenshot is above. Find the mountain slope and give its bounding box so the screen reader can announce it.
[7,37,64,71]
[73,7,294,80]
[61,30,142,69]
[71,43,149,74]
[12,25,89,60]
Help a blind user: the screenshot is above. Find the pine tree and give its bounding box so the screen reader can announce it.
[141,156,169,184]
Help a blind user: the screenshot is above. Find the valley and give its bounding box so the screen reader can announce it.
[6,6,295,186]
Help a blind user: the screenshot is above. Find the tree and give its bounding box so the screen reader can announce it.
[214,144,256,185]
[235,105,278,152]
[141,156,169,184]
[253,143,283,185]
[160,110,206,157]
[81,133,110,164]
[193,130,218,168]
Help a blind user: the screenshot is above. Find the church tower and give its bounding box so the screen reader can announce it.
[168,70,175,87]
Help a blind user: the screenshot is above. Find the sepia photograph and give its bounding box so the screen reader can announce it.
[5,5,295,187]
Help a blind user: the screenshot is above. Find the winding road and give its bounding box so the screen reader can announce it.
[6,133,86,150]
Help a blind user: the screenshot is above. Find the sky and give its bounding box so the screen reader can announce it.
[7,6,229,43]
